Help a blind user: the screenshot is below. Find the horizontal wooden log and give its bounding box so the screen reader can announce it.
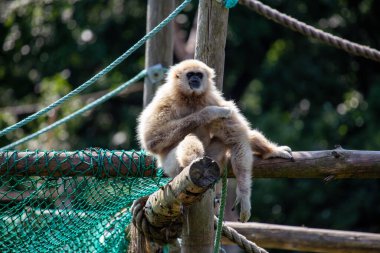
[0,189,37,202]
[222,221,380,253]
[0,150,156,177]
[245,147,380,179]
[1,148,380,178]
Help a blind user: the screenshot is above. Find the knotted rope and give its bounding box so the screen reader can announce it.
[130,196,182,245]
[214,166,228,252]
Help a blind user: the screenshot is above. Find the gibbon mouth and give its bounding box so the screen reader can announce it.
[189,81,201,89]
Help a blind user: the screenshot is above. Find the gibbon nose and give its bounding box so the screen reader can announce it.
[189,77,201,89]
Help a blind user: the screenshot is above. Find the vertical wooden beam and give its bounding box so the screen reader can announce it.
[143,0,175,107]
[141,2,174,252]
[194,0,229,90]
[181,1,229,252]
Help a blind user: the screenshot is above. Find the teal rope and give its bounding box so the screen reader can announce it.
[223,0,238,8]
[0,70,146,151]
[214,166,228,253]
[0,0,192,139]
[163,244,170,253]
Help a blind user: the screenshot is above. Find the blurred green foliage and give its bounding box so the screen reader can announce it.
[0,0,379,250]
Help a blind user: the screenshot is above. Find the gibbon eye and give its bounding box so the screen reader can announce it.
[186,72,203,80]
[186,72,195,79]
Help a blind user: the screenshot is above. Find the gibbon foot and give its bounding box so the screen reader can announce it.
[232,190,251,223]
[263,146,293,160]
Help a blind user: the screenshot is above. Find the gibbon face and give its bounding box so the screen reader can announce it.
[169,59,216,96]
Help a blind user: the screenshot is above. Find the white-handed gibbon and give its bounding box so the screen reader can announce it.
[137,59,292,222]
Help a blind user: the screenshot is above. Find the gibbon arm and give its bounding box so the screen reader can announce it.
[145,106,231,154]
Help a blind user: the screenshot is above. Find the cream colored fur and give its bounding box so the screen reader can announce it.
[137,59,292,222]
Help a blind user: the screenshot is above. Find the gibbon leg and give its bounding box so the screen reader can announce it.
[229,140,253,222]
[205,137,227,170]
[175,134,205,172]
[205,137,228,215]
[161,134,205,177]
[160,148,180,178]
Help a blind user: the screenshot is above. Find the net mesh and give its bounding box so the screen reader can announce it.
[0,149,167,252]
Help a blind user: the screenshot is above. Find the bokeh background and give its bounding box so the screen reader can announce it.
[1,0,379,252]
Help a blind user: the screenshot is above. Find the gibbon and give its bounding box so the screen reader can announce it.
[137,59,292,222]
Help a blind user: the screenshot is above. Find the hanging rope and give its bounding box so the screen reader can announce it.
[214,166,228,252]
[0,0,192,139]
[212,168,267,253]
[0,70,147,150]
[239,0,380,62]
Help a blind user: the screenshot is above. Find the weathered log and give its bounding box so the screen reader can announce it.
[244,147,380,179]
[0,150,156,177]
[1,148,380,178]
[128,156,220,249]
[0,189,37,202]
[144,156,220,227]
[222,221,380,253]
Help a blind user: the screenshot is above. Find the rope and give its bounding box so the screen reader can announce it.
[213,167,266,253]
[214,166,228,253]
[0,0,192,139]
[223,0,239,9]
[214,217,268,253]
[239,0,380,62]
[0,70,147,151]
[130,196,182,245]
[0,150,168,252]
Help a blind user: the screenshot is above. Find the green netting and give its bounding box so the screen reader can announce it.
[0,149,168,253]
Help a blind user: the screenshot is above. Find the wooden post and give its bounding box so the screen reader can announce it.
[143,0,174,107]
[181,1,229,252]
[141,2,174,252]
[194,1,229,90]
